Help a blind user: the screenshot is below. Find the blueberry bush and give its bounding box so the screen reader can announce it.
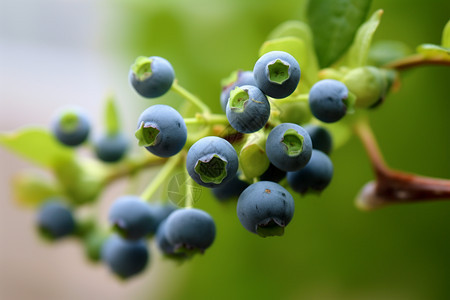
[1,0,450,299]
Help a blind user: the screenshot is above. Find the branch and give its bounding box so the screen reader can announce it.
[383,54,450,71]
[353,118,450,210]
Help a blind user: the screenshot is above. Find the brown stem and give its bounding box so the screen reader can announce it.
[353,118,450,210]
[383,54,450,71]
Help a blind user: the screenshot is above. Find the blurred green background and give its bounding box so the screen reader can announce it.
[1,0,449,299]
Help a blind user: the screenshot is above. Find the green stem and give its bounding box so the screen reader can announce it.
[275,94,309,105]
[184,113,229,126]
[184,169,194,209]
[102,155,166,184]
[140,154,182,202]
[171,80,211,114]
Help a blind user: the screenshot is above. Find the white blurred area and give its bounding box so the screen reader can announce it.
[0,1,181,299]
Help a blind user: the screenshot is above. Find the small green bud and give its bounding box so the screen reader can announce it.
[277,101,312,125]
[342,66,386,109]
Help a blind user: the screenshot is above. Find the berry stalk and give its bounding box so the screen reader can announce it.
[171,80,211,114]
[354,118,450,210]
[140,154,183,202]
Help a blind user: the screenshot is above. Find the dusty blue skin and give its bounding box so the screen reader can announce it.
[253,51,301,99]
[226,85,270,133]
[37,200,76,239]
[51,107,90,147]
[147,202,177,232]
[164,208,216,253]
[308,79,348,123]
[220,70,257,112]
[236,181,294,237]
[211,173,249,202]
[155,219,187,259]
[101,234,149,279]
[303,124,333,155]
[136,104,187,157]
[186,136,239,188]
[265,123,312,172]
[129,56,175,98]
[93,133,128,163]
[109,195,158,240]
[287,149,334,194]
[259,163,286,183]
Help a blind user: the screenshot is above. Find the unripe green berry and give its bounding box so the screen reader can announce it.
[342,66,387,109]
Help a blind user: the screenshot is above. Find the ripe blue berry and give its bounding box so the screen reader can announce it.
[164,208,216,254]
[93,133,128,163]
[226,85,270,133]
[253,51,301,99]
[51,107,90,147]
[308,79,349,123]
[135,104,187,157]
[237,181,294,237]
[37,201,76,240]
[303,124,333,155]
[186,136,239,188]
[265,123,312,172]
[101,234,149,279]
[155,219,187,259]
[148,202,178,230]
[129,56,175,98]
[287,149,333,194]
[211,173,249,202]
[259,163,286,183]
[109,195,157,240]
[220,70,257,112]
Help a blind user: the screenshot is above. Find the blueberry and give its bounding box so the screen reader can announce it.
[37,200,76,240]
[51,107,90,147]
[220,70,257,112]
[259,163,286,183]
[308,79,349,123]
[237,181,294,237]
[135,104,187,157]
[287,149,333,194]
[253,51,301,99]
[164,208,216,254]
[155,219,187,259]
[109,195,157,240]
[211,173,249,202]
[303,124,333,155]
[226,85,270,133]
[101,234,149,279]
[265,123,312,172]
[129,56,175,98]
[186,136,239,188]
[147,202,178,230]
[93,132,128,163]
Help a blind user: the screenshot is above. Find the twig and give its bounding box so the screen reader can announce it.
[353,118,450,210]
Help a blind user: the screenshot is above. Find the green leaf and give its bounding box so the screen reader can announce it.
[104,95,120,135]
[0,127,74,168]
[442,19,450,48]
[259,37,314,92]
[367,40,412,67]
[307,0,372,68]
[417,44,450,61]
[343,9,383,68]
[12,172,60,208]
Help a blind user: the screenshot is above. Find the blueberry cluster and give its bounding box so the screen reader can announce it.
[37,47,375,279]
